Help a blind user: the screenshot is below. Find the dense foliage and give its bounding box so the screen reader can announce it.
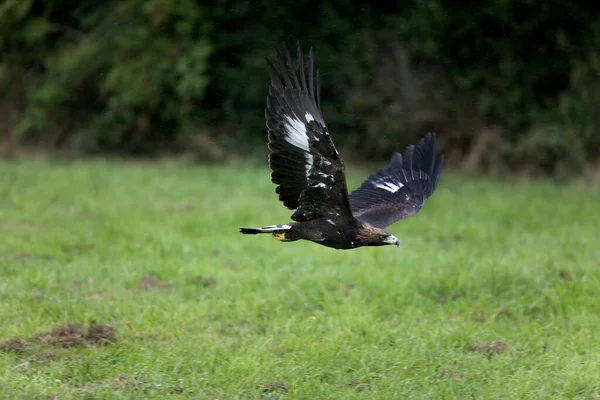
[1,0,599,174]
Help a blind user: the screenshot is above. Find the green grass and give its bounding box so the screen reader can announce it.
[1,159,600,399]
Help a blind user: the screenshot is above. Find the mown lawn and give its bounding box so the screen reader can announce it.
[1,159,599,399]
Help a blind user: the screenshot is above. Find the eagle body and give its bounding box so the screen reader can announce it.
[240,43,444,250]
[241,218,396,250]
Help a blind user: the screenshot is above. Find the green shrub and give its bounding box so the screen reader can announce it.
[4,0,211,153]
[1,0,599,174]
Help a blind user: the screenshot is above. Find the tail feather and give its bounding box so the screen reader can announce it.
[239,224,292,235]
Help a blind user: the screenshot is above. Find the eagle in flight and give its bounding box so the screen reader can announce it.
[240,44,444,250]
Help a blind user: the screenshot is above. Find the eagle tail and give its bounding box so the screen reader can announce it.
[239,224,292,235]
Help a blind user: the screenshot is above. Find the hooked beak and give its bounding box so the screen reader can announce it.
[384,235,399,247]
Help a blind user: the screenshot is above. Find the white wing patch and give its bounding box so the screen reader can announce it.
[259,224,292,231]
[373,180,403,193]
[305,112,314,123]
[284,115,310,151]
[283,115,314,175]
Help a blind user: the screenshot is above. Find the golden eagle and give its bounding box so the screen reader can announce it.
[240,44,444,250]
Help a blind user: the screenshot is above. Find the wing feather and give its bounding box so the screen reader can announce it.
[349,133,444,229]
[266,43,352,222]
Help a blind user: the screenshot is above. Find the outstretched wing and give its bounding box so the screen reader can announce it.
[266,43,352,222]
[349,133,444,229]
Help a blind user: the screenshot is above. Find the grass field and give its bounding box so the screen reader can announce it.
[1,159,600,399]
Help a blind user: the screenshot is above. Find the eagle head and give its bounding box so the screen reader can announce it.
[356,223,399,247]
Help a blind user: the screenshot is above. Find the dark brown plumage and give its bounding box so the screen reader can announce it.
[239,43,444,250]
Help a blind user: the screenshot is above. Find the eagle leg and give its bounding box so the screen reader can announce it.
[272,232,292,241]
[272,231,302,242]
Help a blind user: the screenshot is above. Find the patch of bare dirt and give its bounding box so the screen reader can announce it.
[1,336,29,353]
[261,381,288,393]
[472,311,486,323]
[33,323,85,347]
[86,322,117,345]
[33,322,116,348]
[27,289,44,301]
[440,234,463,245]
[348,379,369,392]
[470,341,508,354]
[438,368,461,379]
[222,258,239,270]
[343,282,356,297]
[473,307,510,323]
[6,252,55,260]
[138,274,173,290]
[72,277,95,287]
[192,275,217,287]
[495,307,511,318]
[31,351,58,363]
[559,269,572,281]
[83,374,143,392]
[61,243,96,255]
[2,322,115,353]
[170,384,185,395]
[0,221,39,233]
[435,292,463,304]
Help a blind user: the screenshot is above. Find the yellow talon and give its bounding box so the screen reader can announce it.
[272,232,290,241]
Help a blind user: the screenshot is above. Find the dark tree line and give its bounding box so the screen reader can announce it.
[1,0,599,175]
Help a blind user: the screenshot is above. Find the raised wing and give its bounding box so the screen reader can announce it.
[266,43,352,222]
[349,133,443,229]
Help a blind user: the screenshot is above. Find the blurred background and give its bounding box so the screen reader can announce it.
[1,0,599,179]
